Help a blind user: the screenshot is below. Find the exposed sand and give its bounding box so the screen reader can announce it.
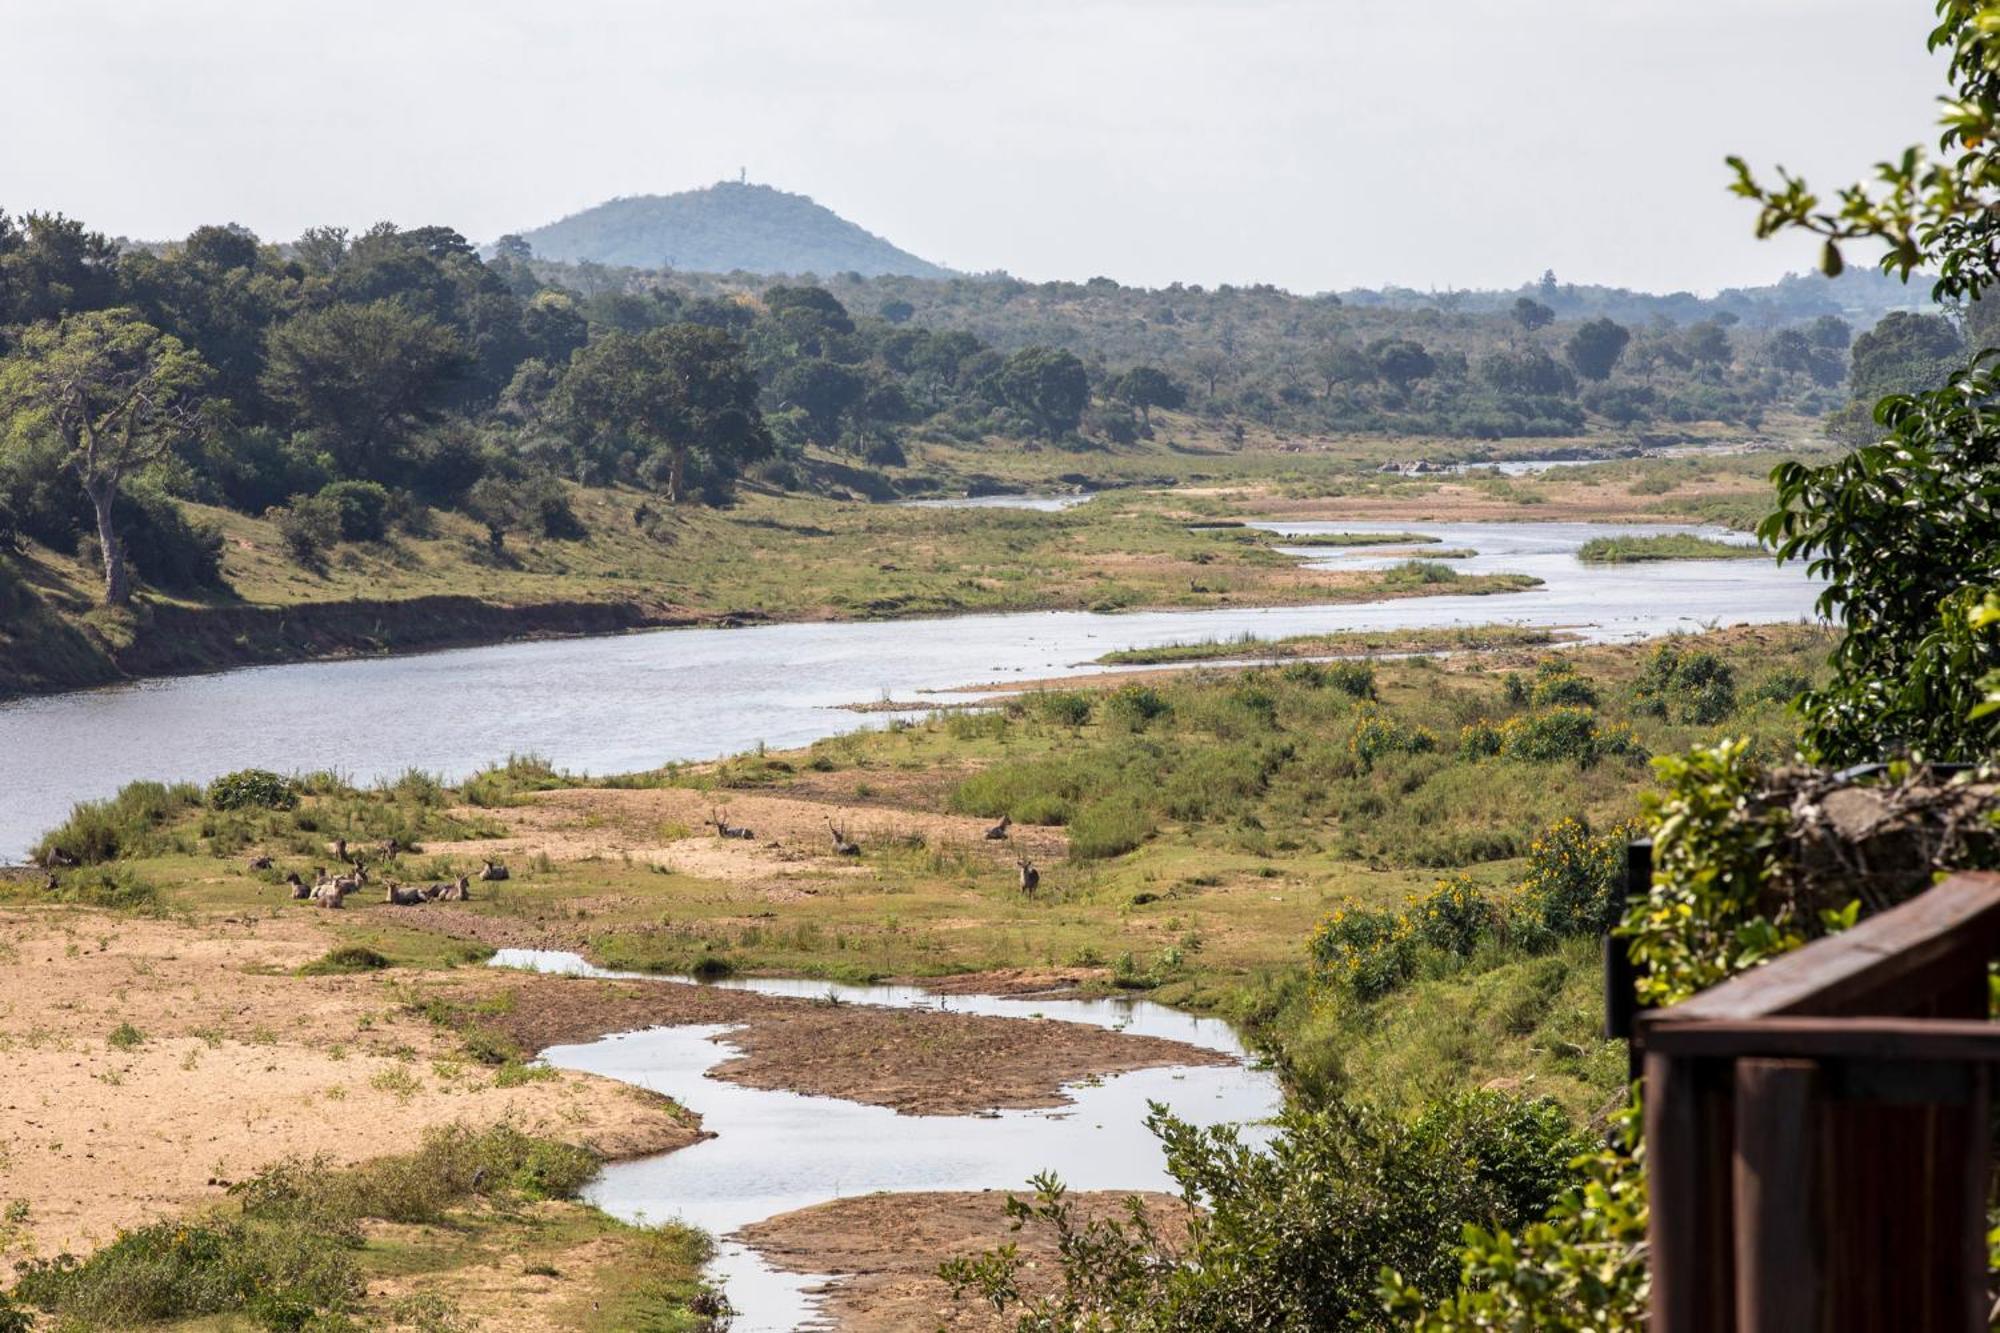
[738,1190,1192,1332]
[0,909,699,1261]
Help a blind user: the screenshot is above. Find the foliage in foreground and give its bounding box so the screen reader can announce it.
[943,1092,1591,1332]
[8,1124,634,1331]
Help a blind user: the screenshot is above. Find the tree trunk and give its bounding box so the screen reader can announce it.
[668,446,686,505]
[86,477,129,606]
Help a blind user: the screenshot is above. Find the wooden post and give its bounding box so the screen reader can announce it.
[1646,1050,1735,1333]
[1733,1058,1820,1331]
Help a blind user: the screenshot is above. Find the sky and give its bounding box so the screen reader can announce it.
[0,1,1946,295]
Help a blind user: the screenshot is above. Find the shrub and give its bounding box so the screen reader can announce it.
[1288,659,1376,699]
[107,1021,145,1050]
[1104,684,1170,730]
[208,768,301,811]
[1069,797,1155,860]
[1495,706,1640,765]
[1517,818,1628,938]
[1350,709,1439,769]
[300,946,392,975]
[1410,876,1499,957]
[42,866,161,911]
[1457,719,1503,758]
[33,780,202,864]
[316,480,391,542]
[268,492,342,567]
[1032,691,1094,727]
[1527,660,1599,708]
[1633,640,1738,724]
[1310,905,1416,999]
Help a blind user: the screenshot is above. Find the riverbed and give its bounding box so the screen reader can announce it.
[0,519,1816,862]
[492,949,1280,1331]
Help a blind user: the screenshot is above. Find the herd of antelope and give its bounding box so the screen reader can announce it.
[247,835,513,910]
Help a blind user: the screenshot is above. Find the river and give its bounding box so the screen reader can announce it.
[0,519,1817,863]
[491,949,1282,1331]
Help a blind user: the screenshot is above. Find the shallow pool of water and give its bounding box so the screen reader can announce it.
[490,949,1278,1331]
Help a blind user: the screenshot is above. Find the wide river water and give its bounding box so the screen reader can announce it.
[0,517,1817,862]
[491,949,1282,1331]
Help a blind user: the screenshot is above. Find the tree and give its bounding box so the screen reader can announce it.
[0,309,211,604]
[1682,320,1733,371]
[1562,317,1630,381]
[770,358,867,446]
[261,300,466,481]
[990,346,1089,437]
[1509,298,1554,334]
[1808,313,1853,352]
[1113,366,1187,427]
[1310,340,1374,396]
[556,323,769,503]
[1368,338,1435,392]
[1477,347,1573,397]
[1847,310,1964,400]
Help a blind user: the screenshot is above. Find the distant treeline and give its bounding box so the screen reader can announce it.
[514,252,1931,441]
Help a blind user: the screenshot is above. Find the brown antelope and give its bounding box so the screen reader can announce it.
[380,837,417,858]
[422,875,472,902]
[385,881,426,906]
[708,809,754,840]
[478,860,509,882]
[246,853,274,871]
[331,837,351,865]
[984,814,1012,841]
[827,818,860,857]
[1017,858,1040,897]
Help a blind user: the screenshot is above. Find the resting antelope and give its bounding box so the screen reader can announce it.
[246,853,273,871]
[708,809,754,840]
[984,814,1012,841]
[827,818,860,857]
[385,881,426,906]
[478,860,509,882]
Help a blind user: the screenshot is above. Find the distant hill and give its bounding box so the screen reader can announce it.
[510,182,950,278]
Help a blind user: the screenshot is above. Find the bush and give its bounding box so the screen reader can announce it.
[1457,719,1502,758]
[1517,817,1628,938]
[34,780,202,864]
[40,865,161,911]
[269,493,341,567]
[1410,876,1498,957]
[1031,691,1094,727]
[1527,660,1599,708]
[316,480,391,542]
[1104,684,1171,730]
[1496,706,1643,766]
[1069,797,1155,860]
[1310,905,1416,999]
[1350,709,1439,769]
[300,946,392,975]
[208,768,301,811]
[1633,640,1737,724]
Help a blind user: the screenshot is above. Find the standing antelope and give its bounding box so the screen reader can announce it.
[1017,858,1040,897]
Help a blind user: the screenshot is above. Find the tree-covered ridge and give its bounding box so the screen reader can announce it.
[512,181,952,278]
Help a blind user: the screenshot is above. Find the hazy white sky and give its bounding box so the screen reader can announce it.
[0,1,1944,293]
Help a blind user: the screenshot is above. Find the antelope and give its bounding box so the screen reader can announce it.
[1017,858,1040,897]
[42,847,78,869]
[332,837,351,865]
[422,875,471,902]
[379,837,416,858]
[708,809,754,840]
[827,818,860,857]
[285,872,310,900]
[385,881,426,906]
[478,860,509,882]
[41,872,58,893]
[984,814,1012,841]
[246,853,274,871]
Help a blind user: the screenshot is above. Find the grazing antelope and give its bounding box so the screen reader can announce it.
[708,809,754,840]
[984,814,1012,841]
[478,860,509,882]
[827,818,860,857]
[246,853,273,871]
[1017,857,1040,897]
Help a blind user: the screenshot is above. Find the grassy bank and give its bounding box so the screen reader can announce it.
[24,625,1828,1119]
[1576,532,1767,563]
[1095,624,1567,666]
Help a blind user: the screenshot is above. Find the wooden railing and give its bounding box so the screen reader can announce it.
[1634,870,2000,1333]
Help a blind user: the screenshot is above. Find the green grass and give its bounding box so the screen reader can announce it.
[1246,531,1441,547]
[1576,533,1767,563]
[1097,624,1564,665]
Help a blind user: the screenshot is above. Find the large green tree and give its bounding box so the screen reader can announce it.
[260,299,466,481]
[0,309,211,605]
[556,323,768,503]
[991,346,1090,438]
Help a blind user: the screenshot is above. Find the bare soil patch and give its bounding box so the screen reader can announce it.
[739,1190,1190,1332]
[462,971,1231,1116]
[0,910,697,1261]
